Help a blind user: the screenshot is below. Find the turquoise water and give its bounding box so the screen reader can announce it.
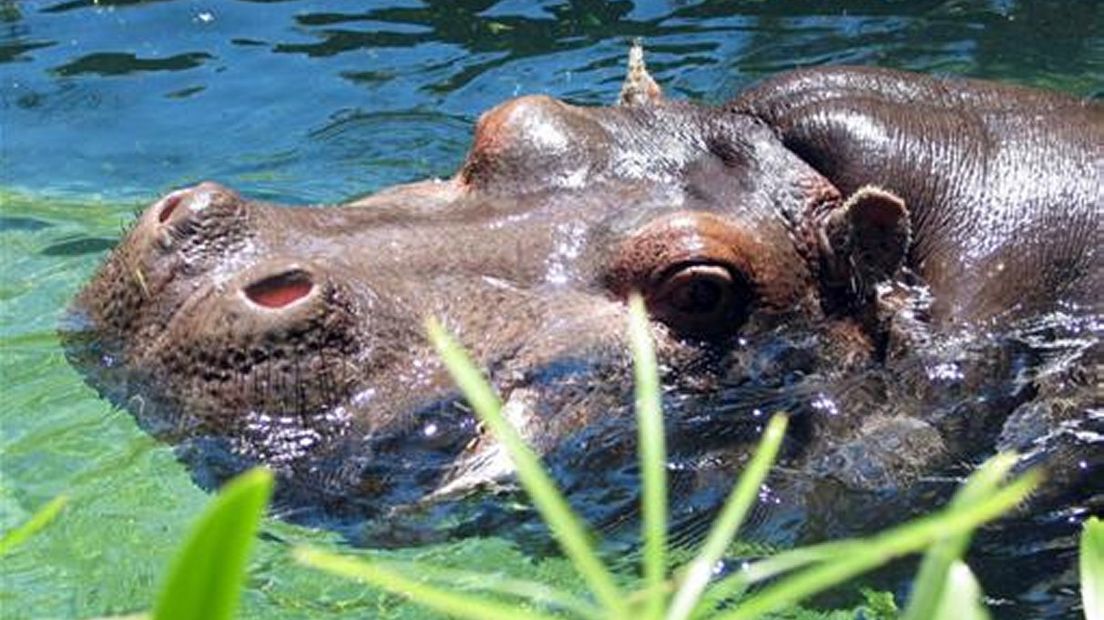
[1,1,1101,617]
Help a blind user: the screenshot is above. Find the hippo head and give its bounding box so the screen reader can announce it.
[65,56,921,544]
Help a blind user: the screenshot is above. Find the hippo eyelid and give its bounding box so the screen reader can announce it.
[648,261,753,336]
[242,269,315,309]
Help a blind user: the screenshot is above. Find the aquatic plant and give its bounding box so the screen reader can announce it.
[292,295,1044,619]
[5,297,1098,619]
[153,468,273,620]
[1084,517,1103,620]
[0,495,67,557]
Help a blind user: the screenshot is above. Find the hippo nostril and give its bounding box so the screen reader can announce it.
[158,194,183,224]
[243,270,315,309]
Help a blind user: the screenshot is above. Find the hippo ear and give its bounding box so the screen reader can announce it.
[820,185,911,300]
[618,39,664,107]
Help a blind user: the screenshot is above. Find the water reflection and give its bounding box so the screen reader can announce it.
[1,0,1100,203]
[39,236,115,256]
[0,215,53,231]
[53,51,214,77]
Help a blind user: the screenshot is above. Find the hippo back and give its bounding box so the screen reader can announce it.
[730,66,1102,325]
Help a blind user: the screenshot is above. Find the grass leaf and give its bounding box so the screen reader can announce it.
[294,547,565,620]
[931,561,990,620]
[696,540,861,613]
[669,414,788,620]
[152,467,273,620]
[365,560,604,620]
[0,494,67,556]
[629,294,668,619]
[902,453,1016,620]
[426,317,626,615]
[710,461,1040,620]
[1084,516,1103,620]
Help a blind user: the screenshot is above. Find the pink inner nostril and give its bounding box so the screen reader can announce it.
[158,194,183,223]
[244,271,315,309]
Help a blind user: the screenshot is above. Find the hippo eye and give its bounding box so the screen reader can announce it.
[648,263,751,336]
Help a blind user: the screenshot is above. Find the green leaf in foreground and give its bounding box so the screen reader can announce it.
[670,414,788,620]
[0,494,67,556]
[292,312,1045,620]
[426,317,626,616]
[152,467,273,620]
[1084,516,1103,620]
[902,453,1016,620]
[710,465,1040,620]
[294,547,565,620]
[628,294,668,619]
[931,561,990,620]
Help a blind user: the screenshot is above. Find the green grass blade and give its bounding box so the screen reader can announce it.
[370,560,605,620]
[153,467,273,620]
[931,561,990,620]
[902,453,1016,620]
[696,540,862,615]
[0,494,67,556]
[667,414,788,620]
[295,547,565,620]
[707,453,1012,610]
[426,317,626,615]
[1083,516,1103,620]
[628,295,668,619]
[711,467,1040,620]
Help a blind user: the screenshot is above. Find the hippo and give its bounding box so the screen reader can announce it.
[64,46,1100,614]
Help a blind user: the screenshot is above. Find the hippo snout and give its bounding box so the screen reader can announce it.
[65,182,375,441]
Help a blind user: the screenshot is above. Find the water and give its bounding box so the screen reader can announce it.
[1,1,1100,617]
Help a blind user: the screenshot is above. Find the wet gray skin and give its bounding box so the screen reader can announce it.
[66,49,1100,611]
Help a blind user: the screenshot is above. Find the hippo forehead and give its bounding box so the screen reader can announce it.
[461,94,752,193]
[338,95,827,290]
[460,94,805,215]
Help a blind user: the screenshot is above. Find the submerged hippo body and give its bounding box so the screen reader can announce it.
[66,51,1100,610]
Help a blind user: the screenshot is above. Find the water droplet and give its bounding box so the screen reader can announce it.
[811,393,839,416]
[927,361,964,382]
